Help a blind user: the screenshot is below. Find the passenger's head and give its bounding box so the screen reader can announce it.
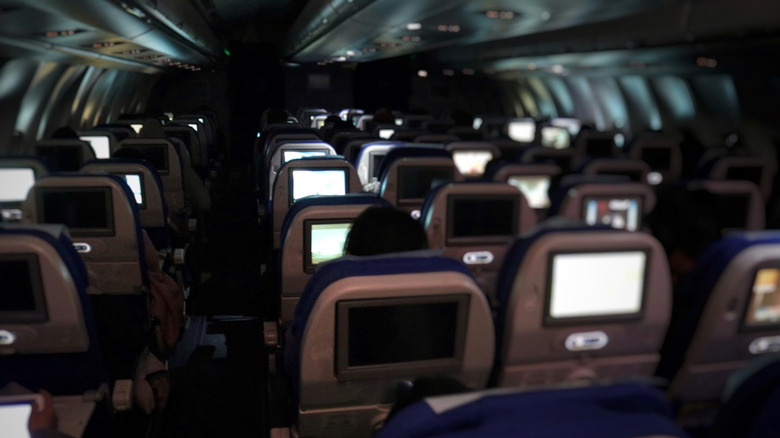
[373,107,395,125]
[451,109,474,127]
[263,108,289,128]
[647,184,725,283]
[51,126,79,139]
[344,206,428,256]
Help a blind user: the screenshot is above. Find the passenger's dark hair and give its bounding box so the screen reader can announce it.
[647,184,725,258]
[264,108,289,126]
[51,126,79,139]
[385,377,468,423]
[373,107,395,125]
[344,206,428,256]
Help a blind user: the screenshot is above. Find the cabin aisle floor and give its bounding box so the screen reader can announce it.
[158,158,271,438]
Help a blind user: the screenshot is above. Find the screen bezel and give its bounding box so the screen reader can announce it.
[303,218,354,273]
[445,194,519,246]
[581,195,644,231]
[335,294,469,381]
[287,168,349,206]
[0,253,48,324]
[543,249,649,327]
[740,264,780,332]
[396,165,454,205]
[112,172,146,210]
[35,186,116,237]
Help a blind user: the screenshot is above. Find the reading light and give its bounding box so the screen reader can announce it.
[407,23,422,31]
[462,68,475,76]
[417,70,428,78]
[443,69,455,77]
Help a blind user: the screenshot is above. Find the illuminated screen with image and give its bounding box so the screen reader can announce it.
[507,120,536,143]
[79,136,111,159]
[379,129,395,139]
[452,151,493,176]
[283,150,327,163]
[540,126,570,149]
[548,251,646,320]
[118,173,144,208]
[0,168,35,203]
[291,169,347,203]
[744,267,780,328]
[507,175,551,209]
[0,400,33,438]
[583,196,642,231]
[308,221,353,268]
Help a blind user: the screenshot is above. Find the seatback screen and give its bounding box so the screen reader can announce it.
[452,151,493,177]
[38,187,114,237]
[0,254,47,323]
[507,175,551,209]
[448,196,517,241]
[305,221,353,271]
[547,251,646,321]
[346,301,458,367]
[640,148,672,171]
[540,126,570,149]
[79,136,111,159]
[507,121,536,143]
[0,169,35,203]
[0,400,33,438]
[117,145,169,175]
[35,146,82,172]
[583,196,643,231]
[290,169,347,203]
[397,166,454,202]
[744,267,780,329]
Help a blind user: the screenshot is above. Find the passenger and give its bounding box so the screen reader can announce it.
[261,108,290,130]
[384,377,468,424]
[372,107,395,126]
[646,185,725,285]
[344,206,428,256]
[50,126,79,139]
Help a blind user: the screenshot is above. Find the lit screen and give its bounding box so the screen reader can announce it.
[395,118,404,126]
[550,118,582,137]
[508,120,536,143]
[472,117,483,130]
[122,174,143,206]
[310,222,352,266]
[540,126,570,149]
[0,402,33,438]
[283,150,327,163]
[0,169,35,203]
[745,267,780,328]
[346,301,458,367]
[379,129,395,139]
[549,251,646,319]
[508,175,551,209]
[452,151,493,176]
[583,197,642,231]
[291,169,346,202]
[316,119,326,129]
[188,123,199,132]
[79,136,110,159]
[130,124,143,134]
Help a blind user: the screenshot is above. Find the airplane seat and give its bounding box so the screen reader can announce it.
[93,124,136,143]
[0,157,49,222]
[355,141,404,187]
[446,126,484,141]
[402,115,434,129]
[375,383,688,438]
[172,117,209,169]
[420,182,536,298]
[355,114,374,131]
[34,139,97,172]
[255,126,321,196]
[573,130,618,164]
[378,147,463,217]
[580,158,652,185]
[343,137,381,165]
[278,193,392,323]
[286,253,494,438]
[20,175,159,377]
[414,134,460,144]
[421,119,454,134]
[116,138,186,216]
[700,155,776,201]
[520,146,578,173]
[487,162,562,215]
[445,141,501,179]
[389,130,427,142]
[163,125,202,175]
[331,131,374,155]
[708,356,780,438]
[694,179,765,231]
[547,177,657,232]
[79,158,170,250]
[266,140,337,201]
[168,136,212,215]
[77,130,120,159]
[494,224,672,388]
[0,224,108,394]
[627,136,683,185]
[270,157,361,248]
[657,231,780,404]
